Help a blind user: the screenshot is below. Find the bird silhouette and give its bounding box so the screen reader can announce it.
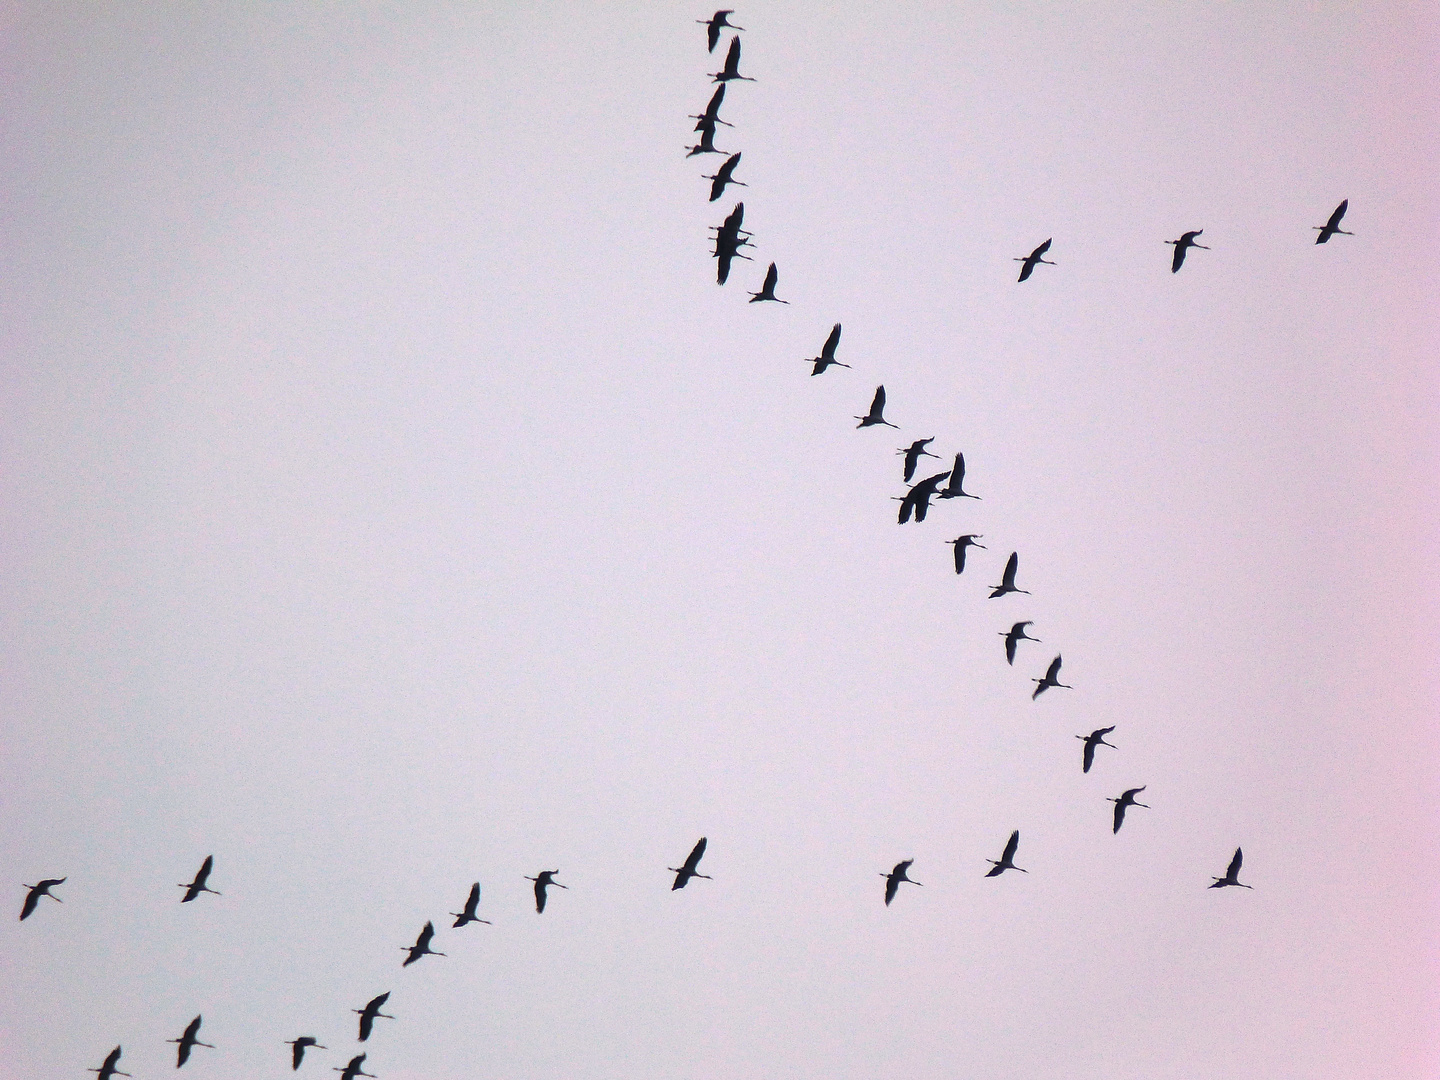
[1032,655,1072,699]
[1166,230,1210,272]
[898,438,939,483]
[334,1054,376,1080]
[1014,238,1055,282]
[985,831,1026,876]
[89,1046,131,1079]
[401,921,446,966]
[935,452,979,500]
[896,470,951,524]
[856,385,897,428]
[685,121,728,158]
[989,552,1030,598]
[168,1015,214,1067]
[1108,787,1150,833]
[669,837,712,890]
[1000,621,1040,665]
[881,859,922,905]
[712,202,752,283]
[748,262,789,304]
[450,882,491,927]
[179,856,220,902]
[526,870,568,913]
[697,10,743,52]
[287,1037,327,1071]
[1076,726,1116,773]
[354,993,394,1042]
[689,85,731,130]
[806,323,849,373]
[19,877,65,920]
[1313,199,1352,243]
[946,534,985,574]
[1209,847,1252,889]
[703,152,746,202]
[710,36,754,82]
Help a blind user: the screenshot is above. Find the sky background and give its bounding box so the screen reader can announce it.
[2,3,1437,1078]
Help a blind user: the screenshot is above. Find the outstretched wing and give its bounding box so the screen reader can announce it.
[1002,830,1020,862]
[823,323,841,360]
[1082,739,1096,772]
[1227,847,1243,878]
[870,385,885,416]
[1046,655,1063,682]
[763,262,778,292]
[684,837,708,872]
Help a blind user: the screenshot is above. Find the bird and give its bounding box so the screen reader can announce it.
[1000,621,1039,665]
[1076,726,1116,773]
[179,855,220,902]
[855,385,897,428]
[935,452,979,500]
[689,85,731,129]
[712,202,752,284]
[697,10,743,52]
[526,870,568,913]
[749,262,789,304]
[710,36,754,83]
[1031,654,1072,699]
[401,920,446,966]
[946,534,985,574]
[1014,238,1055,282]
[806,323,849,373]
[1108,787,1150,833]
[685,122,728,158]
[703,152,746,201]
[168,1015,214,1067]
[89,1046,131,1079]
[898,438,939,483]
[1166,229,1210,272]
[669,837,712,890]
[334,1054,376,1080]
[450,882,491,927]
[1313,199,1352,243]
[1209,847,1253,889]
[353,993,395,1042]
[896,469,951,524]
[985,831,1026,876]
[989,552,1030,598]
[287,1037,327,1071]
[19,877,65,920]
[881,859,922,905]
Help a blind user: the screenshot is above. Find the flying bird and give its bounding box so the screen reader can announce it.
[881,859,922,905]
[669,837,712,890]
[1014,238,1055,282]
[19,877,65,920]
[89,1046,131,1080]
[1166,230,1210,272]
[287,1037,327,1071]
[697,10,743,52]
[526,870,568,913]
[179,856,220,902]
[896,469,951,524]
[334,1054,376,1080]
[748,262,789,304]
[855,385,897,428]
[710,36,754,83]
[703,152,746,202]
[935,452,979,500]
[1076,726,1116,773]
[354,993,395,1042]
[946,534,985,574]
[1108,787,1150,833]
[689,85,731,130]
[806,323,849,373]
[168,1015,214,1068]
[450,882,491,927]
[1032,654,1072,699]
[989,552,1030,598]
[985,831,1026,876]
[898,438,939,483]
[1313,199,1352,243]
[712,202,752,283]
[1209,847,1253,889]
[685,122,728,158]
[1000,621,1039,665]
[401,921,446,966]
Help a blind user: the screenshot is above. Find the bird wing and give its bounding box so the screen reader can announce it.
[724,35,741,71]
[1082,740,1096,772]
[684,837,708,871]
[418,921,434,948]
[1171,243,1186,272]
[870,385,885,416]
[704,85,724,115]
[1046,655,1062,681]
[1227,848,1243,878]
[1003,551,1018,587]
[822,323,841,360]
[1113,800,1126,832]
[185,1016,202,1040]
[465,882,480,913]
[708,21,721,52]
[1005,631,1017,665]
[897,491,915,524]
[763,262,778,292]
[895,859,913,876]
[1330,199,1347,226]
[954,452,966,486]
[953,541,966,575]
[19,888,40,920]
[1002,831,1020,862]
[1017,260,1034,282]
[1034,238,1052,257]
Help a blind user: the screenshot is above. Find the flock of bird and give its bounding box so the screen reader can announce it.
[17,11,1349,1075]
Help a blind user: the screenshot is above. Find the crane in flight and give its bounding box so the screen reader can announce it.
[685,121,728,158]
[935,452,979,500]
[354,993,395,1041]
[19,877,65,920]
[989,552,1030,598]
[334,1054,376,1080]
[898,438,939,483]
[856,385,897,428]
[1076,726,1116,773]
[896,469,951,523]
[985,831,1026,876]
[1209,847,1253,889]
[451,882,491,927]
[946,534,985,574]
[689,85,731,130]
[1032,655,1072,699]
[806,323,848,373]
[287,1037,327,1070]
[526,870,568,913]
[1014,238,1055,281]
[697,10,743,52]
[749,262,789,304]
[1313,199,1352,243]
[712,202,752,284]
[881,860,922,905]
[179,856,220,902]
[89,1046,131,1079]
[168,1015,215,1067]
[1000,621,1040,665]
[669,837,712,889]
[1108,787,1150,833]
[401,921,446,966]
[710,36,754,83]
[1166,230,1210,272]
[704,152,746,202]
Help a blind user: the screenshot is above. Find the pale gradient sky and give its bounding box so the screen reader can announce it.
[2,4,1437,1079]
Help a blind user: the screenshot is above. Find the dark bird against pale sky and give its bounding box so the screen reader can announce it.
[1077,726,1117,773]
[1313,199,1352,243]
[1001,621,1040,665]
[989,552,1030,598]
[526,870,568,913]
[179,856,220,902]
[334,1053,376,1080]
[287,1037,327,1071]
[451,882,491,927]
[807,323,848,373]
[669,837,712,890]
[704,152,745,202]
[935,452,979,500]
[354,992,395,1042]
[1032,654,1072,699]
[168,1015,215,1068]
[749,261,788,304]
[1108,786,1150,833]
[697,10,743,53]
[946,533,985,575]
[89,1046,131,1080]
[689,84,730,130]
[401,920,446,966]
[896,469,951,524]
[1210,847,1253,889]
[710,36,754,83]
[881,859,922,905]
[856,385,897,428]
[1166,229,1210,272]
[19,877,64,920]
[1014,238,1055,281]
[898,438,939,483]
[986,830,1026,876]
